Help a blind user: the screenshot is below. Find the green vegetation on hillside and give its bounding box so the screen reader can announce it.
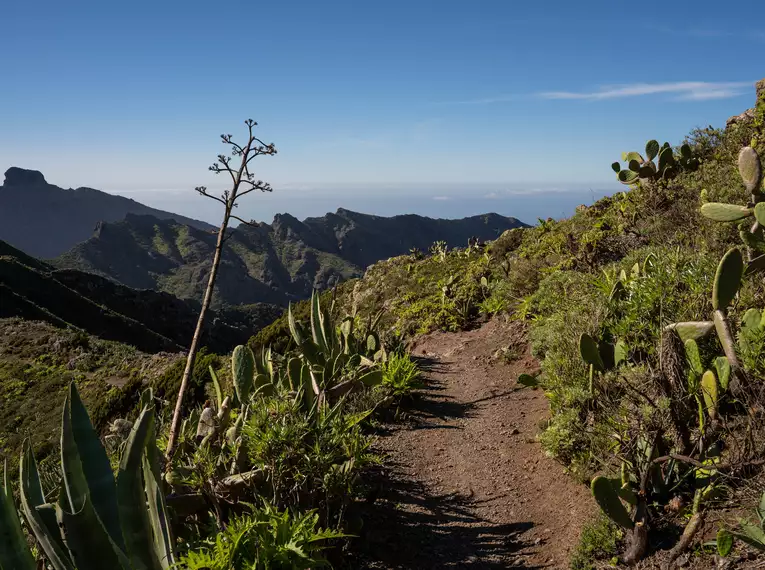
[0,319,181,471]
[0,293,422,569]
[54,209,526,308]
[270,80,765,567]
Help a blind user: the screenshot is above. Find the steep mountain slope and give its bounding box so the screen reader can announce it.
[56,209,527,307]
[0,239,280,352]
[0,167,214,258]
[0,318,183,470]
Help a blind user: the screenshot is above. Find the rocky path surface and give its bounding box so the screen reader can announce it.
[351,318,594,569]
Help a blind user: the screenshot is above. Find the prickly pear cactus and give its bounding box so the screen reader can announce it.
[232,345,256,404]
[701,370,719,420]
[700,203,752,222]
[665,321,714,342]
[579,333,604,372]
[714,357,731,392]
[591,476,634,529]
[712,248,743,311]
[739,146,763,193]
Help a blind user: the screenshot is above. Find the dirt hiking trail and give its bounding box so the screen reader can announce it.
[351,318,594,569]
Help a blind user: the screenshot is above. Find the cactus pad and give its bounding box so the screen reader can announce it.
[701,370,718,419]
[712,248,744,310]
[591,476,634,529]
[700,202,752,222]
[645,140,660,161]
[622,151,644,163]
[665,321,714,342]
[742,308,762,333]
[617,170,639,185]
[684,339,704,378]
[614,340,628,367]
[714,356,731,392]
[739,146,763,194]
[579,333,604,372]
[232,345,255,404]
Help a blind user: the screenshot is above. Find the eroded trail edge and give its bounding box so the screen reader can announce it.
[352,318,594,569]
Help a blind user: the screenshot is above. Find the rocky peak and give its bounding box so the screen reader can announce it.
[3,167,47,187]
[272,213,302,234]
[727,78,765,127]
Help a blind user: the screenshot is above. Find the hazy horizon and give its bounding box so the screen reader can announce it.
[2,163,618,226]
[108,183,617,227]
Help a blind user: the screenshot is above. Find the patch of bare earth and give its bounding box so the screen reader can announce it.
[349,318,594,569]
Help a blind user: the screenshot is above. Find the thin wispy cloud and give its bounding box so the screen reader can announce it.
[441,81,751,106]
[647,24,765,42]
[541,81,752,101]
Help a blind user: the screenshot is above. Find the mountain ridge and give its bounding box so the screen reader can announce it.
[56,208,527,307]
[0,167,215,258]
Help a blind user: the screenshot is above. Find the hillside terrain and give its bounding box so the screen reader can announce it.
[55,208,526,306]
[0,239,280,352]
[0,318,182,470]
[254,78,765,568]
[0,167,214,258]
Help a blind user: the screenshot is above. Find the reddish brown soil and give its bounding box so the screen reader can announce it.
[349,318,595,569]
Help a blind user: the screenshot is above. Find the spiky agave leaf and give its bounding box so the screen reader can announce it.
[19,440,74,570]
[0,459,36,570]
[61,383,125,551]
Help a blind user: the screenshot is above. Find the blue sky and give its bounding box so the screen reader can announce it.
[1,0,764,224]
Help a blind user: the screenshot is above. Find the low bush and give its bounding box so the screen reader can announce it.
[179,503,344,570]
[381,352,422,397]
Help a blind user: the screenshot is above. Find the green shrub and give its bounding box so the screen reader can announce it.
[88,375,144,429]
[381,352,422,397]
[529,247,716,474]
[153,347,221,408]
[243,394,377,514]
[600,247,714,358]
[569,514,620,570]
[178,502,343,569]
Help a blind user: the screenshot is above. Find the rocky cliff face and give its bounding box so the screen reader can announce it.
[0,168,214,258]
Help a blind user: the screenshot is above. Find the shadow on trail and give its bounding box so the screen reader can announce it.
[343,357,542,568]
[404,358,516,428]
[345,466,540,569]
[403,357,475,426]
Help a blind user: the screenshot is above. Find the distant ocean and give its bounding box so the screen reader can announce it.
[113,184,619,228]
